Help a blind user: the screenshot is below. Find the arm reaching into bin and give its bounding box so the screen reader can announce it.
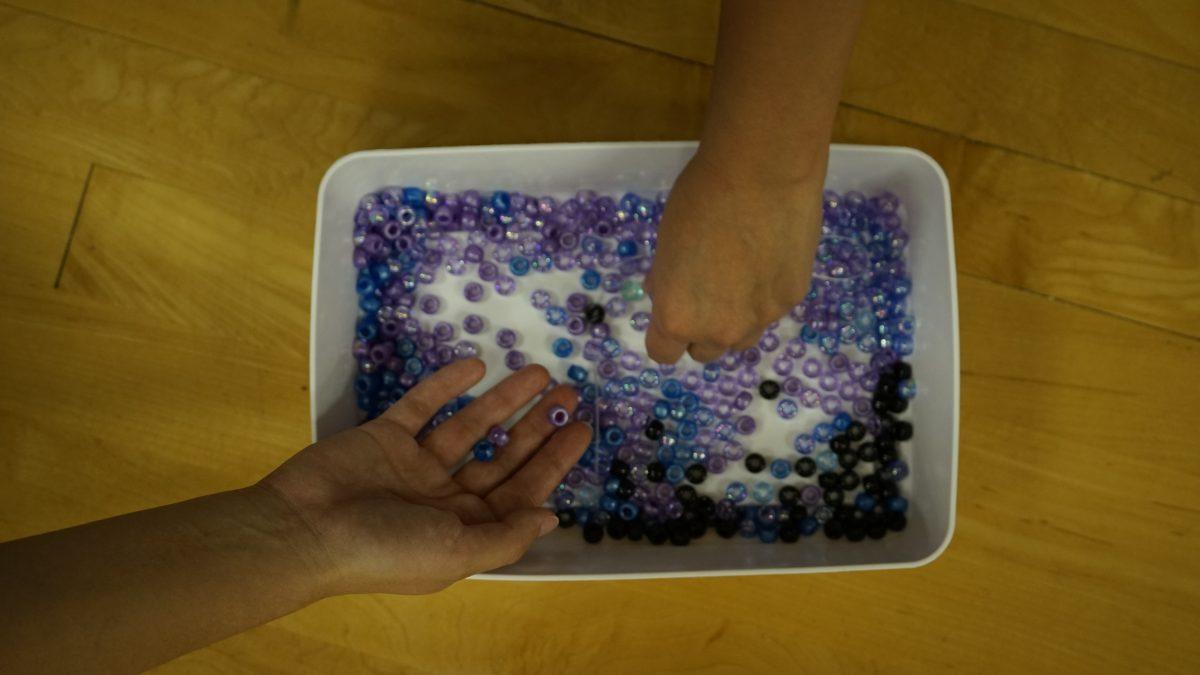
[0,360,589,674]
[644,0,865,364]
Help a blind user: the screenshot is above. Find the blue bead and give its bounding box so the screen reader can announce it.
[402,187,426,208]
[617,239,638,258]
[380,371,398,389]
[656,446,674,463]
[509,256,530,276]
[618,501,639,520]
[751,481,774,504]
[757,526,779,543]
[693,407,715,426]
[661,378,684,399]
[602,380,623,398]
[680,393,699,410]
[574,507,592,524]
[815,450,839,472]
[580,269,601,290]
[799,517,820,536]
[600,495,618,512]
[358,295,382,313]
[395,338,416,357]
[552,337,574,358]
[581,383,598,402]
[356,394,372,411]
[898,379,918,400]
[677,421,698,440]
[666,464,685,484]
[653,400,670,419]
[855,493,877,511]
[355,318,379,341]
[639,369,661,388]
[490,191,511,214]
[601,426,625,447]
[813,423,835,442]
[353,373,380,395]
[567,364,588,382]
[620,376,639,396]
[800,324,818,343]
[472,440,495,462]
[833,412,852,431]
[888,496,909,513]
[404,357,424,376]
[604,477,621,494]
[355,273,377,295]
[370,263,391,283]
[579,448,595,465]
[545,306,568,326]
[702,363,721,382]
[769,458,791,479]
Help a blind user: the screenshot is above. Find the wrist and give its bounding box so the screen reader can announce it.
[239,484,341,601]
[692,138,828,198]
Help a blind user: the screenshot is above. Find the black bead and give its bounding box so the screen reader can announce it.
[675,485,698,504]
[879,481,899,499]
[835,505,858,521]
[862,474,882,494]
[695,496,716,521]
[687,519,707,539]
[609,458,630,479]
[645,523,668,544]
[779,524,800,543]
[845,522,866,542]
[644,419,664,441]
[556,509,576,528]
[818,471,840,490]
[839,470,860,491]
[823,519,845,540]
[646,461,666,483]
[877,446,899,466]
[795,457,817,477]
[846,421,867,441]
[685,463,708,485]
[871,397,891,414]
[837,451,859,470]
[857,442,878,463]
[890,361,912,381]
[866,522,887,540]
[667,520,691,546]
[584,303,605,324]
[823,488,845,506]
[758,380,781,400]
[745,453,766,473]
[892,420,913,441]
[830,435,851,453]
[626,519,645,541]
[888,397,908,414]
[616,478,635,499]
[790,505,808,521]
[582,522,604,543]
[779,486,801,506]
[716,520,739,538]
[606,519,628,540]
[876,378,898,398]
[887,512,908,532]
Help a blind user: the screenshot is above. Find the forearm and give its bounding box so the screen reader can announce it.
[0,485,331,674]
[699,0,865,184]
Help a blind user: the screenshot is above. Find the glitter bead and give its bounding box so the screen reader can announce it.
[751,482,774,504]
[630,311,651,331]
[725,481,748,503]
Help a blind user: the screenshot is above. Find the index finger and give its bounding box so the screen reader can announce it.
[380,358,486,435]
[645,313,687,365]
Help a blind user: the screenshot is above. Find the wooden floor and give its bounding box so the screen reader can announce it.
[1,0,1198,671]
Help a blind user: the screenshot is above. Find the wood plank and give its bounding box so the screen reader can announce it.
[2,1,1197,338]
[0,141,90,288]
[483,0,1200,202]
[958,0,1200,70]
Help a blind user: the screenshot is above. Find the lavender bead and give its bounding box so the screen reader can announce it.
[463,314,485,334]
[547,405,571,427]
[478,262,499,281]
[504,350,526,371]
[454,341,478,359]
[419,295,441,315]
[733,391,753,411]
[496,329,517,349]
[735,415,756,436]
[785,339,806,358]
[531,289,552,309]
[566,316,587,336]
[566,292,590,313]
[630,311,651,331]
[494,276,516,296]
[620,352,643,371]
[737,370,757,388]
[819,374,838,391]
[773,357,794,377]
[433,321,455,342]
[801,358,822,378]
[487,425,510,447]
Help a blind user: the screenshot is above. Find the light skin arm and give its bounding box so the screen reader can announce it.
[0,360,589,674]
[645,0,865,364]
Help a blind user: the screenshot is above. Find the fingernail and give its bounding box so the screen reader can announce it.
[538,513,559,536]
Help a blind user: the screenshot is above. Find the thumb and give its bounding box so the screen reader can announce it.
[453,508,558,576]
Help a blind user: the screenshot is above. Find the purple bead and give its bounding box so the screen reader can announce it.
[800,485,823,506]
[463,314,485,335]
[783,376,804,396]
[590,323,610,339]
[496,329,517,349]
[785,339,806,358]
[829,353,850,372]
[567,292,590,313]
[464,282,485,302]
[802,358,822,378]
[737,369,757,388]
[773,357,794,377]
[720,441,745,460]
[419,295,441,315]
[819,374,838,391]
[718,379,738,396]
[548,405,571,427]
[504,350,526,371]
[454,341,478,359]
[759,332,780,352]
[487,425,510,447]
[494,276,516,296]
[840,381,858,399]
[630,311,651,331]
[719,353,739,371]
[566,316,587,335]
[733,391,753,411]
[478,262,499,281]
[741,347,761,367]
[735,415,756,436]
[620,352,643,371]
[433,321,455,342]
[531,289,552,309]
[664,500,684,520]
[821,396,841,415]
[598,359,619,380]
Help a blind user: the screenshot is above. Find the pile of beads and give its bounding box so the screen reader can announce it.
[349,185,916,545]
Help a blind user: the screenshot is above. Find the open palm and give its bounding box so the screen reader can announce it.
[259,359,590,595]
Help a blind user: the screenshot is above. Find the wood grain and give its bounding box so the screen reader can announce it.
[958,0,1200,69]
[0,0,1198,672]
[3,1,1197,336]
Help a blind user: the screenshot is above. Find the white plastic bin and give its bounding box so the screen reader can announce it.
[311,142,958,579]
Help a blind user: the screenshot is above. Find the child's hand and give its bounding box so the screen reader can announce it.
[257,359,589,595]
[644,150,824,364]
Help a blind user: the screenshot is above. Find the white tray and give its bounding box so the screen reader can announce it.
[310,142,959,579]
